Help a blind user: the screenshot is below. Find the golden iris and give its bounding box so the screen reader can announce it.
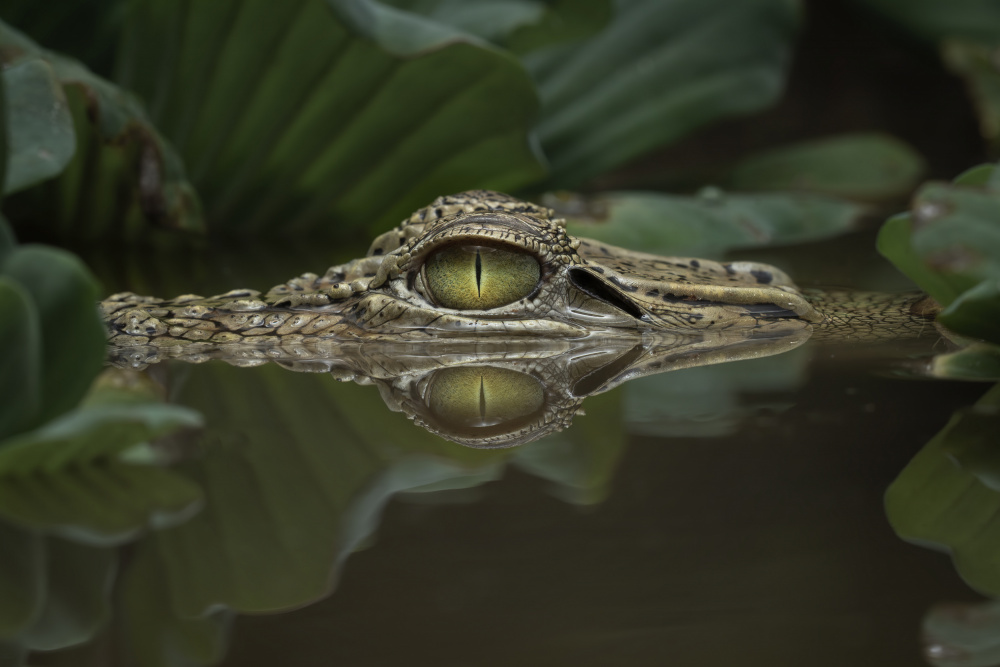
[424,244,540,310]
[428,366,545,428]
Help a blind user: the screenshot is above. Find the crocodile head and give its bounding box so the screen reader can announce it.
[263,191,821,339]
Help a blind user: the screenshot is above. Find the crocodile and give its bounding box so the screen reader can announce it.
[102,190,939,356]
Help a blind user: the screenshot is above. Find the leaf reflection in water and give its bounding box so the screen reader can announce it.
[887,383,1000,597]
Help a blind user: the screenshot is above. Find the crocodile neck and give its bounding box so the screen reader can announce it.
[805,289,939,342]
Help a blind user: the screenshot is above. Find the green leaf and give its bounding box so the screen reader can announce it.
[117,0,546,236]
[0,19,202,238]
[878,166,1000,343]
[0,464,203,544]
[0,245,106,427]
[939,280,1000,344]
[954,163,998,187]
[0,278,41,440]
[728,132,925,202]
[877,213,962,303]
[562,188,863,256]
[531,0,797,187]
[886,383,1000,597]
[910,183,1000,283]
[2,58,76,195]
[0,398,201,474]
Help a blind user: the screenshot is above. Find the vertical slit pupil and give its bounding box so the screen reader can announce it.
[479,376,486,421]
[475,249,482,297]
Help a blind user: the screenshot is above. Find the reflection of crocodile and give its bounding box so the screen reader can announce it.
[103,191,939,349]
[110,331,811,448]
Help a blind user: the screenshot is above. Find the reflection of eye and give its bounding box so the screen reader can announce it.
[424,244,540,310]
[428,367,545,428]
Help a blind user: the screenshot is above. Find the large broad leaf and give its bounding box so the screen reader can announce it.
[885,383,1000,597]
[727,132,926,203]
[878,164,1000,344]
[0,245,107,429]
[1,58,75,195]
[529,0,798,187]
[560,188,864,257]
[939,280,1000,345]
[0,20,202,239]
[117,0,546,236]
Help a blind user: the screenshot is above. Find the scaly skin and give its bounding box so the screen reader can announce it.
[102,191,938,352]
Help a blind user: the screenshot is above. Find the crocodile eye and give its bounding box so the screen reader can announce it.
[428,367,544,428]
[424,244,539,310]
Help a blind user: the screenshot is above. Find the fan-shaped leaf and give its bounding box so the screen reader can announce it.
[530,0,797,186]
[118,0,546,236]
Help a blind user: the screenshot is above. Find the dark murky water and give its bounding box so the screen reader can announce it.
[13,237,1000,667]
[219,357,985,667]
